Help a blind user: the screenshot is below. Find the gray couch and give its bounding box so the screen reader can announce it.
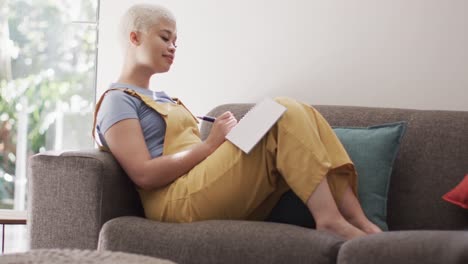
[28,104,468,264]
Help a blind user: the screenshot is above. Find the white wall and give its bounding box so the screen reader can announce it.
[97,0,468,116]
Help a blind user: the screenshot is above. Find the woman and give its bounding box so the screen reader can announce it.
[94,3,381,240]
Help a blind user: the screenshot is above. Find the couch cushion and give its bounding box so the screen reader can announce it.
[99,216,344,264]
[333,122,407,231]
[315,105,468,230]
[266,122,407,231]
[443,174,468,209]
[337,231,468,264]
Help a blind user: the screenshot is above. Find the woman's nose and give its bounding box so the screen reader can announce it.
[168,43,176,52]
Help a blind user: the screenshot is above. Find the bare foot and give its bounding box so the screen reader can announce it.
[348,217,383,235]
[316,218,367,240]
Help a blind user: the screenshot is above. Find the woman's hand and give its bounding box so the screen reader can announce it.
[205,111,237,151]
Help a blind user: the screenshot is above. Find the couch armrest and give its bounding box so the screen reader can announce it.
[28,149,144,249]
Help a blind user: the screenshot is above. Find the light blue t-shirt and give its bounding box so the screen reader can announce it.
[96,83,174,158]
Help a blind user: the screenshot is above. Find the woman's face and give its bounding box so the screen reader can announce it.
[134,18,177,74]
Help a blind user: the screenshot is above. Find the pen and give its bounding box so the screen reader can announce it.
[196,116,216,122]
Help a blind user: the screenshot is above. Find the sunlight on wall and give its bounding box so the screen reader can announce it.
[97,0,468,116]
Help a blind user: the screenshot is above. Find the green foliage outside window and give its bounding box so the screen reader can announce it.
[0,0,98,208]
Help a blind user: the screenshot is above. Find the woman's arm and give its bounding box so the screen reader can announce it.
[104,111,237,190]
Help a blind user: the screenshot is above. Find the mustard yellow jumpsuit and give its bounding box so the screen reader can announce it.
[94,89,357,223]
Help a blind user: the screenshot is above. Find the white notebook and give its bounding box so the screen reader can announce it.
[226,98,286,154]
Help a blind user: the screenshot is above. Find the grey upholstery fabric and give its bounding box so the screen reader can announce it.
[98,216,343,264]
[337,231,468,264]
[28,103,468,264]
[0,249,175,264]
[28,150,144,249]
[202,104,468,230]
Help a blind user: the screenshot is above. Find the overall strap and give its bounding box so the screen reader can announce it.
[92,88,199,151]
[122,89,199,123]
[92,88,127,151]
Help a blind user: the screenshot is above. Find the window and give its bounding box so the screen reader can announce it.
[0,0,99,252]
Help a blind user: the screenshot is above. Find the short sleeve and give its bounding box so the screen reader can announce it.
[96,90,140,135]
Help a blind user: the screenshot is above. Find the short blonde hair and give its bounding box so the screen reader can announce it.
[119,4,176,48]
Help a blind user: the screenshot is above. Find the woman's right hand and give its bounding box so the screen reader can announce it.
[205,111,237,151]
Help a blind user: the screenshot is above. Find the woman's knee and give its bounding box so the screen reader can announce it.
[274,96,307,120]
[274,96,299,108]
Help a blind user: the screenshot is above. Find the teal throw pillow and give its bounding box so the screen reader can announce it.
[333,122,407,231]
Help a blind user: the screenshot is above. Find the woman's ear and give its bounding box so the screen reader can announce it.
[129,31,140,46]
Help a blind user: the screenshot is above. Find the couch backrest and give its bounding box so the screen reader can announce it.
[201,103,468,230]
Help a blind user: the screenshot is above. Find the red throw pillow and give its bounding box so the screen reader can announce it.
[443,174,468,209]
